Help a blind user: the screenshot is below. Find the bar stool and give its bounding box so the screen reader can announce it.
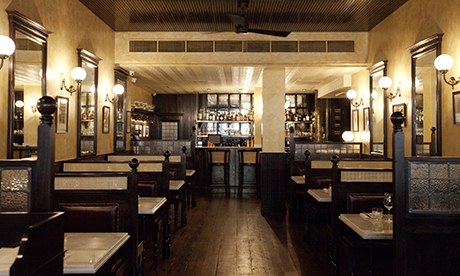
[207,149,230,197]
[238,149,260,198]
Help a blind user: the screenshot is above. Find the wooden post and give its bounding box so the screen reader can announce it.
[391,111,405,275]
[329,154,340,275]
[289,126,295,176]
[430,126,436,156]
[33,96,56,212]
[304,150,311,186]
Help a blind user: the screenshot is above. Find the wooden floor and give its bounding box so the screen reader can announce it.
[145,195,328,276]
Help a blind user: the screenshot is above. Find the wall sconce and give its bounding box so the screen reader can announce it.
[378,76,401,101]
[342,131,354,142]
[60,67,87,95]
[346,89,363,108]
[29,100,37,114]
[0,35,16,70]
[434,54,460,89]
[106,84,125,104]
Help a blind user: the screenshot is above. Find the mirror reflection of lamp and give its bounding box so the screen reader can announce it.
[0,35,16,70]
[106,84,125,104]
[60,67,87,95]
[28,99,37,114]
[361,130,371,142]
[379,76,401,101]
[346,89,363,108]
[434,54,460,89]
[342,131,354,142]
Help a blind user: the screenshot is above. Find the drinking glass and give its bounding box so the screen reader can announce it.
[383,193,393,222]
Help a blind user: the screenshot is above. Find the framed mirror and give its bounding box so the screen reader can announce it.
[7,11,49,159]
[114,67,128,152]
[368,60,388,157]
[409,34,442,156]
[77,49,101,157]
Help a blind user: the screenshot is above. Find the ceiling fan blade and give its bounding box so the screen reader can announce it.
[228,14,247,26]
[248,28,291,37]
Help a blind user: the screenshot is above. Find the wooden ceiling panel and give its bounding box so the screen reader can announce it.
[79,0,408,32]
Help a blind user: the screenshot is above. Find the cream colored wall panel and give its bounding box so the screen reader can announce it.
[368,0,460,156]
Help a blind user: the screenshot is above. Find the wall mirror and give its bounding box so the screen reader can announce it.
[77,49,100,157]
[369,61,388,157]
[7,11,49,159]
[114,67,128,152]
[409,34,442,156]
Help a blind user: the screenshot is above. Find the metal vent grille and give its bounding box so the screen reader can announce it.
[158,41,186,52]
[187,41,213,52]
[128,39,355,53]
[327,40,354,52]
[271,41,298,52]
[215,41,242,52]
[299,41,327,52]
[129,40,157,52]
[244,41,270,52]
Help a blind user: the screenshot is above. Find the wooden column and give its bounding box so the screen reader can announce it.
[33,96,56,212]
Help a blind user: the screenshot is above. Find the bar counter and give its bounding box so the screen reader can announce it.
[195,146,261,194]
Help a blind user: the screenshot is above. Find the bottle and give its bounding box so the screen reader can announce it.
[198,109,203,120]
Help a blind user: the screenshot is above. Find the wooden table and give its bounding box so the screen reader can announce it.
[339,214,392,240]
[0,232,129,275]
[307,188,331,202]
[169,180,187,230]
[138,197,170,261]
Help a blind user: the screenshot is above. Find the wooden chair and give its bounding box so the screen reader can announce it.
[207,149,230,197]
[238,149,261,197]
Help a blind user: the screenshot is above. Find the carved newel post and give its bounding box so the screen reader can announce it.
[34,96,57,212]
[391,111,405,272]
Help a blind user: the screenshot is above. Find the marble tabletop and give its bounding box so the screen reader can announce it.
[339,214,393,240]
[0,247,19,276]
[290,175,305,185]
[307,189,332,202]
[169,180,186,190]
[64,232,130,274]
[186,169,195,177]
[0,232,129,275]
[138,197,167,214]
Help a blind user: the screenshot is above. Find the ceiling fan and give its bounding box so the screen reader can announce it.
[228,0,291,37]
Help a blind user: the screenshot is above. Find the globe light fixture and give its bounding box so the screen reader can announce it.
[342,131,354,142]
[346,89,363,108]
[0,35,16,70]
[379,76,400,101]
[434,54,460,89]
[60,67,87,95]
[106,84,125,104]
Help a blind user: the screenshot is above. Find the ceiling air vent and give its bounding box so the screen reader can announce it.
[327,40,355,52]
[158,41,186,52]
[187,41,213,52]
[299,41,327,52]
[215,41,242,52]
[271,41,298,52]
[244,41,270,52]
[129,40,157,52]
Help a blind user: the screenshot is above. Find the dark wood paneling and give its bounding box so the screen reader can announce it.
[260,152,288,216]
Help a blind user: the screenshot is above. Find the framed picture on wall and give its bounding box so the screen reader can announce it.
[102,106,110,133]
[392,103,407,127]
[352,109,359,132]
[453,92,460,125]
[363,107,370,131]
[56,96,69,133]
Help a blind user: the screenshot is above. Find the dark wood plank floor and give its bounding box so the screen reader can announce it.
[145,196,328,276]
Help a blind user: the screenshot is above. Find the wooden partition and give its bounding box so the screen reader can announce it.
[0,212,64,276]
[53,172,139,275]
[392,112,460,275]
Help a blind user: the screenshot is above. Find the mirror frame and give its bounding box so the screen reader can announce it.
[113,67,129,152]
[76,48,101,157]
[368,60,388,157]
[7,11,49,158]
[409,34,443,156]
